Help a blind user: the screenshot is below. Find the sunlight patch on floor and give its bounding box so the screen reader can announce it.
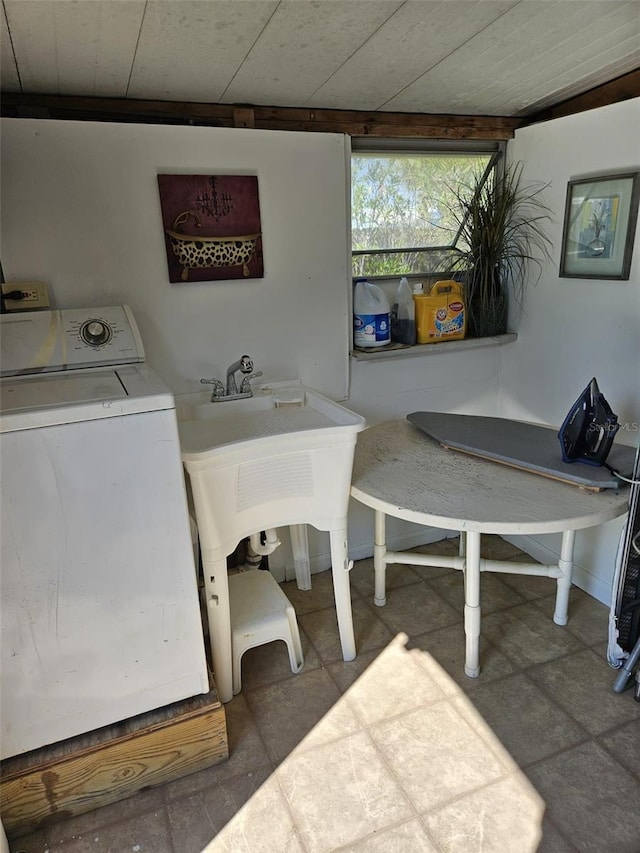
[205,633,545,852]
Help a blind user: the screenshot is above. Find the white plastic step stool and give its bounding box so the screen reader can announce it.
[229,569,304,695]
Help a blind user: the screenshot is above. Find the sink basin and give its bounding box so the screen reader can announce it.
[176,382,365,457]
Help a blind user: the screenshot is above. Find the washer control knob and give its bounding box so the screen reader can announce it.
[80,319,112,347]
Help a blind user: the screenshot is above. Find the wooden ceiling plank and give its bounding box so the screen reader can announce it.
[383,0,639,116]
[479,9,640,115]
[4,0,144,97]
[1,3,20,93]
[221,0,402,107]
[127,1,278,103]
[514,54,640,118]
[304,0,516,111]
[523,68,640,124]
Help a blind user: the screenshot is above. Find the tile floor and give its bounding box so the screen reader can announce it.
[11,536,640,853]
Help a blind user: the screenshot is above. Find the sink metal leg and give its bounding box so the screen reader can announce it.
[463,530,481,678]
[202,554,233,703]
[329,525,356,661]
[290,524,312,590]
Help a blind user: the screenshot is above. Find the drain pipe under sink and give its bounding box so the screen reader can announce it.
[244,528,281,570]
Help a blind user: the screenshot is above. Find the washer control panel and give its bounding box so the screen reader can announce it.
[1,306,145,376]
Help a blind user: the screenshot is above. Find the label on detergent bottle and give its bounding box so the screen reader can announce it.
[354,313,389,347]
[414,281,466,344]
[434,301,465,337]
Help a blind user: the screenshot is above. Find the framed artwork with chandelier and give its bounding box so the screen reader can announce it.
[559,171,639,280]
[157,174,263,283]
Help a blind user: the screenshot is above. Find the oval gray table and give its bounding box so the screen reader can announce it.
[350,420,629,677]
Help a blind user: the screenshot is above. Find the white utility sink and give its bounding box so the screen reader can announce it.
[175,381,366,704]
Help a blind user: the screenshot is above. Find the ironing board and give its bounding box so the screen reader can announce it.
[407,412,637,491]
[350,420,629,679]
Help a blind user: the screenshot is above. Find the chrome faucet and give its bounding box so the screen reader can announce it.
[225,355,254,396]
[200,355,261,402]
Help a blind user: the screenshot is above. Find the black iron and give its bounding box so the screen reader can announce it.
[558,377,619,466]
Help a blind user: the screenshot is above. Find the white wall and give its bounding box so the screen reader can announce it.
[502,98,640,603]
[0,119,351,401]
[1,117,509,576]
[6,111,629,599]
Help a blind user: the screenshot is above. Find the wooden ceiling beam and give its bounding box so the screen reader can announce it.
[0,94,523,140]
[523,69,640,125]
[2,71,636,138]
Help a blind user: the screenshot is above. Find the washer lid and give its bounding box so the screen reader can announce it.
[1,371,126,411]
[0,365,175,432]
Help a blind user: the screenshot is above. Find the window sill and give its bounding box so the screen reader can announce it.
[350,332,517,361]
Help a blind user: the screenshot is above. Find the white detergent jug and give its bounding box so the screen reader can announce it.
[353,279,390,348]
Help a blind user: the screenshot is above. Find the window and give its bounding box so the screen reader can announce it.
[351,140,500,279]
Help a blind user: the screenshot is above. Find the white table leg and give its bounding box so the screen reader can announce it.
[329,526,356,661]
[553,529,576,626]
[202,555,233,703]
[464,531,481,678]
[374,509,387,606]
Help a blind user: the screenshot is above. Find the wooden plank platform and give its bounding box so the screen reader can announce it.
[1,679,227,839]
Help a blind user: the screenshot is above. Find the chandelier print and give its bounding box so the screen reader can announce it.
[158,174,263,283]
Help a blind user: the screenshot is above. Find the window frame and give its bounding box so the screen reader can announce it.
[350,138,505,280]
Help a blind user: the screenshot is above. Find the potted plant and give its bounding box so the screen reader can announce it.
[448,160,553,338]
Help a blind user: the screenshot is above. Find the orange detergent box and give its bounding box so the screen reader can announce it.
[413,280,466,344]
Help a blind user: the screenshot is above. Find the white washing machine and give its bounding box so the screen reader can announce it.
[0,306,208,759]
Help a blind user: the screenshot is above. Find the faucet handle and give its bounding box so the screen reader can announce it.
[240,371,263,394]
[200,378,225,399]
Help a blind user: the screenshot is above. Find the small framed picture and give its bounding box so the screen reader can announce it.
[559,172,639,280]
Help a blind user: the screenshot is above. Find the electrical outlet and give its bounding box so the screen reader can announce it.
[2,282,50,310]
